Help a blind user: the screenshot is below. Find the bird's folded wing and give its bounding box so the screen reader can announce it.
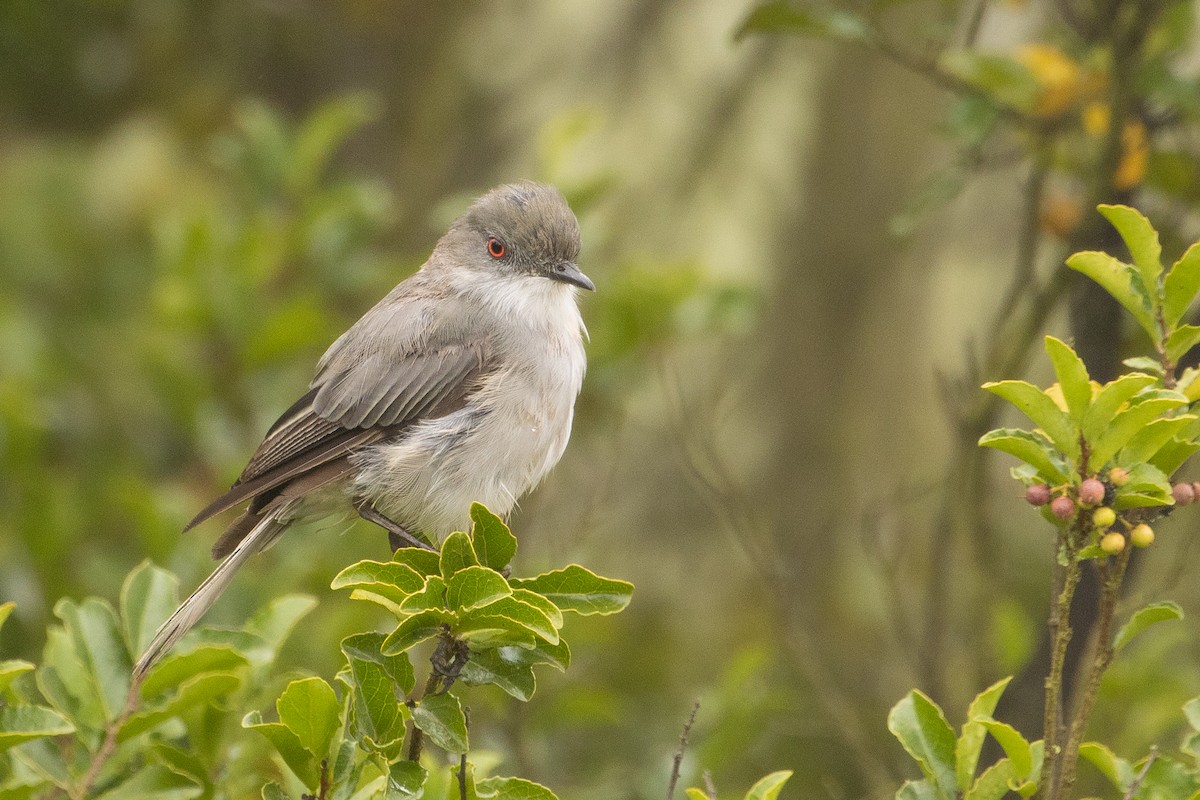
[184,343,485,532]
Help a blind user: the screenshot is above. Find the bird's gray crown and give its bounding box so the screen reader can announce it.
[458,181,581,267]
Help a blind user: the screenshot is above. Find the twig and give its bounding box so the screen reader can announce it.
[666,701,701,800]
[703,770,718,800]
[458,708,471,800]
[1122,747,1158,800]
[75,674,144,798]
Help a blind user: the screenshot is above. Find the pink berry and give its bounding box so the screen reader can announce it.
[1173,483,1196,506]
[1079,478,1105,506]
[1026,484,1052,506]
[1051,496,1075,520]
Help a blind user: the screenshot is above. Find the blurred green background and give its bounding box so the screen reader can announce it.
[3,1,1200,797]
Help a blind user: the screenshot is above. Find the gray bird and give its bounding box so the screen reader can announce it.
[134,181,592,678]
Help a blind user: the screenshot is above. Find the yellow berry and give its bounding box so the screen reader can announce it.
[1108,467,1130,487]
[1092,507,1116,529]
[1100,532,1126,554]
[1130,524,1154,548]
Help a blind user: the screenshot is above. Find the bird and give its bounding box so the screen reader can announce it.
[134,181,592,678]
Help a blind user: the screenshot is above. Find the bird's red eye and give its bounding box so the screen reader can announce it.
[487,237,506,259]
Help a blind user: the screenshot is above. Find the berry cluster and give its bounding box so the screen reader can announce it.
[1023,467,1174,554]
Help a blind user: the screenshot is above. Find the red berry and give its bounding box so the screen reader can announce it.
[1051,496,1075,520]
[1079,478,1105,506]
[1173,483,1196,506]
[1026,484,1052,506]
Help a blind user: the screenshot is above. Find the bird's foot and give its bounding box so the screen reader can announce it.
[353,498,436,553]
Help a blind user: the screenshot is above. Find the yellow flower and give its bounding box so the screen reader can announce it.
[1017,44,1083,117]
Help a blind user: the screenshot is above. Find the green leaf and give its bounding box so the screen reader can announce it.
[981,381,1077,460]
[411,692,468,754]
[447,567,512,613]
[475,776,559,800]
[1082,374,1157,443]
[119,671,241,741]
[956,676,1012,789]
[509,565,634,616]
[0,603,14,635]
[119,561,179,662]
[1066,251,1156,339]
[964,758,1018,800]
[511,589,564,630]
[399,575,448,614]
[744,770,793,800]
[139,645,248,699]
[1099,205,1163,299]
[1167,325,1200,364]
[1184,696,1200,730]
[382,610,452,655]
[1119,416,1196,466]
[261,784,291,800]
[1150,437,1200,475]
[978,719,1031,778]
[1114,601,1183,651]
[735,1,869,42]
[90,763,202,800]
[244,594,318,661]
[37,626,105,734]
[895,779,941,800]
[341,632,413,750]
[53,598,132,722]
[440,532,480,578]
[0,660,34,694]
[460,647,538,701]
[469,503,517,571]
[331,561,425,607]
[0,707,74,752]
[1045,337,1091,422]
[387,761,428,799]
[243,711,319,789]
[1164,242,1200,327]
[1078,741,1134,790]
[977,429,1069,483]
[391,547,442,577]
[1089,390,1188,469]
[461,597,559,644]
[277,677,340,760]
[685,791,709,800]
[887,690,957,795]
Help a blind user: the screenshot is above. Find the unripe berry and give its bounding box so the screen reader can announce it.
[1079,478,1105,506]
[1192,481,1200,499]
[1092,507,1116,529]
[1100,531,1126,554]
[1026,484,1052,506]
[1173,483,1196,506]
[1108,467,1130,487]
[1130,523,1154,547]
[1050,496,1075,520]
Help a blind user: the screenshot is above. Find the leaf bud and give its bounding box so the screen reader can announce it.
[1026,484,1052,506]
[1100,531,1126,554]
[1092,507,1116,529]
[1130,523,1154,548]
[1050,496,1075,520]
[1078,478,1105,506]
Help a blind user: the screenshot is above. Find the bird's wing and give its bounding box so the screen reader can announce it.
[184,289,488,532]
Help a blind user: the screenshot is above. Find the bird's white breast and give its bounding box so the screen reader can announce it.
[351,275,586,539]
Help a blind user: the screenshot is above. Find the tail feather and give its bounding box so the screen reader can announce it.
[133,513,286,680]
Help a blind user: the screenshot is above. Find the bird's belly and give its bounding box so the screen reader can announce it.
[349,367,578,540]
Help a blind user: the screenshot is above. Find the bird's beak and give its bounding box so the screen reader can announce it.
[550,262,596,291]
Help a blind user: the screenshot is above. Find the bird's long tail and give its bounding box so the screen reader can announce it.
[133,512,285,680]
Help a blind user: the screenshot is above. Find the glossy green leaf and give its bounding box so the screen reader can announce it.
[243,711,319,789]
[139,645,248,699]
[411,692,468,754]
[978,719,1031,778]
[685,790,709,800]
[382,610,452,656]
[1089,391,1188,469]
[119,672,240,741]
[391,547,441,577]
[1066,251,1156,339]
[735,1,869,42]
[261,783,291,800]
[980,381,1076,459]
[1114,601,1183,651]
[398,575,447,614]
[89,763,202,800]
[469,503,517,571]
[277,677,340,760]
[0,660,34,694]
[440,532,480,578]
[0,707,74,752]
[1113,492,1172,510]
[1167,325,1200,364]
[1082,374,1157,442]
[244,594,318,661]
[509,565,634,616]
[977,429,1069,483]
[387,761,428,799]
[119,561,179,661]
[331,561,424,606]
[744,770,793,800]
[475,776,558,799]
[341,632,413,750]
[1045,337,1091,422]
[1164,242,1200,327]
[887,690,957,795]
[53,598,131,722]
[0,603,14,635]
[1099,205,1163,297]
[447,567,512,613]
[964,758,1017,800]
[37,627,105,734]
[894,779,941,800]
[956,676,1012,789]
[462,597,558,644]
[1150,437,1200,475]
[460,647,538,701]
[511,588,564,630]
[1119,416,1196,466]
[1079,741,1134,790]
